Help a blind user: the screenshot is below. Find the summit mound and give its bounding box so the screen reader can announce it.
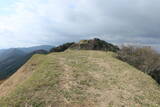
[69,38,119,52]
[50,38,119,52]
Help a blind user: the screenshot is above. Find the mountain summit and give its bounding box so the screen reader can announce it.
[51,38,119,52]
[70,38,119,52]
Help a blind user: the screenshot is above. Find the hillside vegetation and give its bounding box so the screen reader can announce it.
[118,46,160,84]
[0,49,28,80]
[0,50,160,107]
[0,45,52,80]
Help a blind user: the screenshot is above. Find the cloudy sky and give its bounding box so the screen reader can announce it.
[0,0,160,51]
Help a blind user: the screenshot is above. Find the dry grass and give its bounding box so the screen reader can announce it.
[0,80,5,85]
[0,50,160,107]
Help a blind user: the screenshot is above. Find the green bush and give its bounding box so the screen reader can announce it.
[50,42,75,52]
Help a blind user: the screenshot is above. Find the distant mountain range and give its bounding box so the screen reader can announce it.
[0,45,53,80]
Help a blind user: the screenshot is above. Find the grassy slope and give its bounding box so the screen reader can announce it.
[0,50,160,107]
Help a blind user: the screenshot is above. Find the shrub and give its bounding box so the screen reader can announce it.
[117,46,160,84]
[50,42,75,52]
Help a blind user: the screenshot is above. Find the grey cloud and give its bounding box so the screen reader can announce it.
[0,0,160,51]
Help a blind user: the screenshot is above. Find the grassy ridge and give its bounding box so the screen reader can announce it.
[0,50,160,107]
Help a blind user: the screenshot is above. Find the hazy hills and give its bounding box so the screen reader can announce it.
[0,45,52,54]
[18,45,53,53]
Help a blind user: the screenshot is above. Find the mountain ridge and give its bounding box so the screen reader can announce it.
[0,50,160,106]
